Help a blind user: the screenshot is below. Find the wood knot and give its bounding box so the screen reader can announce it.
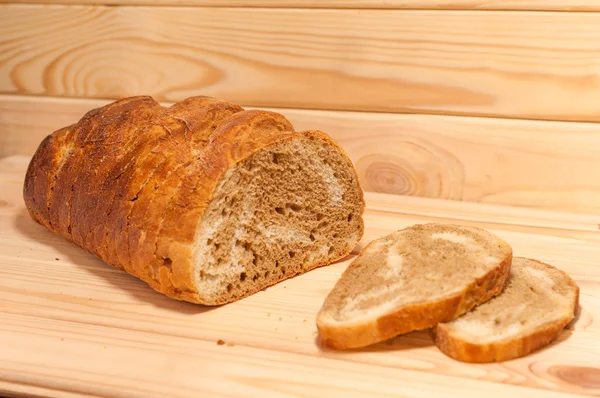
[356,142,465,199]
[548,365,600,389]
[364,159,419,195]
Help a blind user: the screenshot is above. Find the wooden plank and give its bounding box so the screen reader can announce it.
[1,155,599,398]
[3,6,600,121]
[1,315,596,398]
[0,95,102,158]
[3,95,600,215]
[1,0,599,11]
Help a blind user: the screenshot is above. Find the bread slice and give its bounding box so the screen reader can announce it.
[432,257,579,363]
[316,223,512,349]
[23,96,365,305]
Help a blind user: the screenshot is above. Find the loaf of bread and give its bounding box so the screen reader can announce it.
[316,223,512,349]
[432,257,579,363]
[23,96,365,305]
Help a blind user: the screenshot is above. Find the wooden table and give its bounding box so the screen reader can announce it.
[1,155,599,398]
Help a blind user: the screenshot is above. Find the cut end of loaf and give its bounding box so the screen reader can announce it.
[316,223,512,349]
[433,257,579,363]
[191,133,364,305]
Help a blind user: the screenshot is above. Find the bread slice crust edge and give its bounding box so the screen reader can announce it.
[431,258,580,363]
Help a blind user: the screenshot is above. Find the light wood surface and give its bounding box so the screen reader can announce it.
[4,6,600,122]
[1,0,598,11]
[3,95,600,215]
[1,155,599,398]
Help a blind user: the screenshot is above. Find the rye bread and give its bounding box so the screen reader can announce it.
[432,257,579,363]
[316,223,512,349]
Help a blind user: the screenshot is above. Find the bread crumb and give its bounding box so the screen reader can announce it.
[217,339,225,345]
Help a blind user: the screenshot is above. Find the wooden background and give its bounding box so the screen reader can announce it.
[1,3,600,397]
[1,1,600,215]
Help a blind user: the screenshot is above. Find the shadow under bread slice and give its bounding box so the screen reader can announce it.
[316,223,512,350]
[432,257,579,363]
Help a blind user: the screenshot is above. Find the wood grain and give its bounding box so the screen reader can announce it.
[3,6,600,121]
[3,94,600,215]
[1,155,599,398]
[1,0,599,11]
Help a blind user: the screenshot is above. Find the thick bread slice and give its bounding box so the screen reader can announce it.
[316,223,512,349]
[432,257,579,363]
[128,97,244,281]
[154,110,365,304]
[23,96,365,306]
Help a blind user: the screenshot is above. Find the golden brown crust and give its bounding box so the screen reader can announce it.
[23,125,74,230]
[127,99,244,288]
[317,235,512,350]
[48,105,102,239]
[70,97,161,254]
[431,258,580,363]
[23,95,243,293]
[41,96,160,260]
[431,318,573,363]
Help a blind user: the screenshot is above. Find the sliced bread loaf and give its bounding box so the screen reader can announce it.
[316,223,512,349]
[432,257,579,363]
[23,96,365,305]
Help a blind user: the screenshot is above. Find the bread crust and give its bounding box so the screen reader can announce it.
[317,226,512,350]
[431,258,580,363]
[23,125,74,230]
[127,97,244,284]
[23,96,364,305]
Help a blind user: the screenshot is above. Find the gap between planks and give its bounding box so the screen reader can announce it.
[8,92,600,125]
[1,0,600,12]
